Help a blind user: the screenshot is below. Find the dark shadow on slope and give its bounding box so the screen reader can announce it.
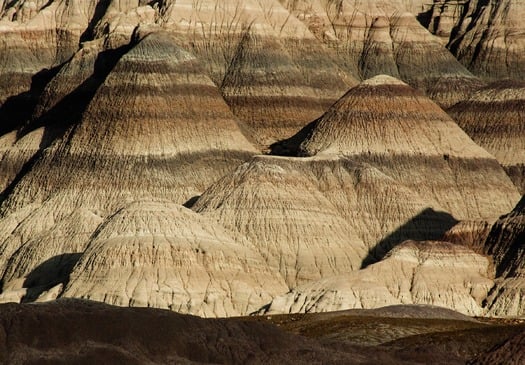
[447,0,489,55]
[183,195,201,209]
[79,0,112,43]
[512,195,525,214]
[269,119,318,156]
[0,152,40,202]
[21,253,82,303]
[416,8,433,30]
[361,208,459,268]
[0,65,62,136]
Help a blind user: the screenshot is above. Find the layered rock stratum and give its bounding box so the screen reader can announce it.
[279,0,484,107]
[287,75,520,220]
[0,31,258,301]
[426,0,525,80]
[448,80,525,194]
[0,1,95,133]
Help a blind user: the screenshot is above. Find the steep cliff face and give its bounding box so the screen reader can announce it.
[60,201,287,317]
[290,75,520,220]
[448,80,525,194]
[264,240,494,316]
[0,32,257,300]
[427,0,525,81]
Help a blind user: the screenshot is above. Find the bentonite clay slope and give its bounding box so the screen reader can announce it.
[481,197,525,317]
[0,208,103,304]
[293,75,520,220]
[264,240,494,316]
[443,0,525,80]
[156,0,356,147]
[278,0,483,107]
[193,156,369,288]
[60,201,287,317]
[0,32,257,301]
[193,155,463,284]
[448,80,525,194]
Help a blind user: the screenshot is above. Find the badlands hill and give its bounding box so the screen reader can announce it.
[263,240,494,316]
[193,154,465,283]
[0,32,259,305]
[0,0,524,326]
[58,201,287,317]
[425,0,525,81]
[279,0,484,107]
[448,80,525,194]
[0,0,485,145]
[283,75,520,220]
[1,299,524,365]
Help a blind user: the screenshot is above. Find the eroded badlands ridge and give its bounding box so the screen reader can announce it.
[61,201,287,317]
[0,0,524,320]
[448,80,525,194]
[286,75,520,220]
[426,0,525,80]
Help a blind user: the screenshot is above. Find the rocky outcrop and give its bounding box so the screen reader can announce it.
[60,201,287,317]
[0,32,257,298]
[422,1,469,43]
[263,240,494,316]
[448,80,525,194]
[291,75,520,221]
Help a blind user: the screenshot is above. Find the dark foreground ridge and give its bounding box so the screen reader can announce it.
[1,300,524,365]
